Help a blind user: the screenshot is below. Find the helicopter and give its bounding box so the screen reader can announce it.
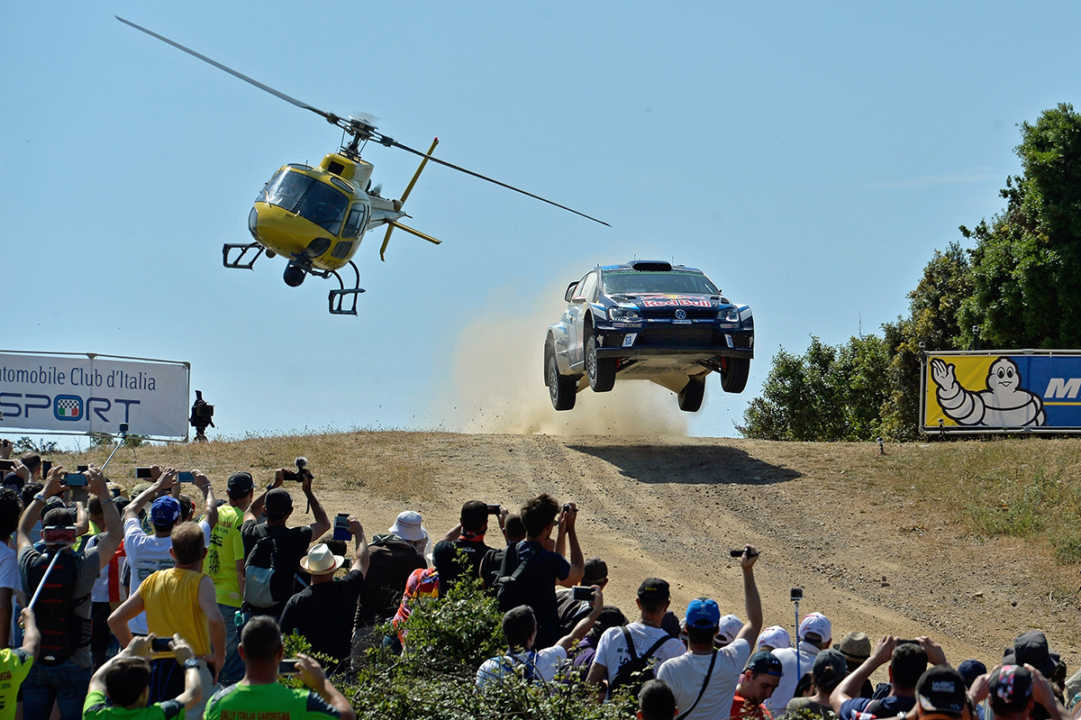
[116,17,608,315]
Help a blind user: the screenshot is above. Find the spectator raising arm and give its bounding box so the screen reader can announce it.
[297,654,356,720]
[302,472,331,540]
[87,467,123,568]
[194,471,218,530]
[555,586,604,652]
[17,465,64,553]
[557,503,584,588]
[125,467,175,522]
[733,545,763,645]
[350,517,370,576]
[831,636,896,712]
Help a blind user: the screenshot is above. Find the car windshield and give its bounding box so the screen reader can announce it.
[603,270,719,295]
[265,170,349,236]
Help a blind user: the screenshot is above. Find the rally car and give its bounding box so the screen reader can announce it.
[544,261,753,411]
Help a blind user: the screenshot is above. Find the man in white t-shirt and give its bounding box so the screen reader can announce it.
[764,611,831,716]
[122,471,184,635]
[655,546,763,720]
[476,586,604,687]
[586,577,687,700]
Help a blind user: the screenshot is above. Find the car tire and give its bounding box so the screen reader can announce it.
[585,335,616,392]
[546,342,577,411]
[721,358,750,393]
[677,377,705,412]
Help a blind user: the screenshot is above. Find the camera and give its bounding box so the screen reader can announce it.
[278,659,299,675]
[41,460,52,476]
[77,465,89,472]
[282,470,303,482]
[135,467,153,479]
[790,587,803,602]
[63,473,88,487]
[151,637,173,652]
[729,548,760,558]
[177,471,195,483]
[571,586,595,601]
[333,513,351,541]
[486,504,501,515]
[0,460,14,472]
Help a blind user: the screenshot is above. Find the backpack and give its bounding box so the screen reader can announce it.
[609,627,672,696]
[494,542,533,612]
[356,535,427,625]
[26,549,90,664]
[243,533,291,609]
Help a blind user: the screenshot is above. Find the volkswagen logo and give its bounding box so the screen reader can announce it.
[674,309,687,320]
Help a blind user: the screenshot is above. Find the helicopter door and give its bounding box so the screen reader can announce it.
[568,271,597,367]
[330,204,369,260]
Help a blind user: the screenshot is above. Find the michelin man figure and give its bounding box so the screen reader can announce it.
[931,356,1045,427]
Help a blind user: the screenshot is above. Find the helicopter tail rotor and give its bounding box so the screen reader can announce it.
[380,137,440,261]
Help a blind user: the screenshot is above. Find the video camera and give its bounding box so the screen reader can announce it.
[189,390,215,442]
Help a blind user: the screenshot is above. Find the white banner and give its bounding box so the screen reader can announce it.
[0,352,190,438]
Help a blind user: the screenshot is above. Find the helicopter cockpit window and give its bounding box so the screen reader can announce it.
[265,170,349,236]
[342,207,366,239]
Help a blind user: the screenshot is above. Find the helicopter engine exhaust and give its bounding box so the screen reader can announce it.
[283,263,306,287]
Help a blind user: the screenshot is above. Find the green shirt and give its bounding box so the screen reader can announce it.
[206,505,245,607]
[82,689,184,720]
[0,649,32,720]
[204,681,340,719]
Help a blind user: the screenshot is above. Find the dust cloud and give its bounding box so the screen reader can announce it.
[434,285,688,436]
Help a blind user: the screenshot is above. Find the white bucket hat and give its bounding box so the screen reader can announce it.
[299,543,345,576]
[388,510,429,543]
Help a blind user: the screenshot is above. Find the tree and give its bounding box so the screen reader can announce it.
[959,103,1081,349]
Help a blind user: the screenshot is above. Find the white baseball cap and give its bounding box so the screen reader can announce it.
[717,614,743,644]
[799,612,832,643]
[757,625,792,650]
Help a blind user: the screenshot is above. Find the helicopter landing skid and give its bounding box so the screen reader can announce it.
[326,261,365,315]
[222,242,264,270]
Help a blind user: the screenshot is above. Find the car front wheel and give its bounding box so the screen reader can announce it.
[721,358,750,393]
[585,335,616,392]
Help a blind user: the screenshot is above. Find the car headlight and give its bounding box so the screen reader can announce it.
[608,307,641,322]
[719,308,740,322]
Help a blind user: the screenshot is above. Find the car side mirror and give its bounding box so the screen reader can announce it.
[564,282,578,302]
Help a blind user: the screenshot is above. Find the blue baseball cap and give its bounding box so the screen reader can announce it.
[150,496,181,528]
[685,598,720,629]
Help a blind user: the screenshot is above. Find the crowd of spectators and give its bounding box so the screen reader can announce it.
[0,442,1078,720]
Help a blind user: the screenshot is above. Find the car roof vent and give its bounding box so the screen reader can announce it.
[630,261,672,272]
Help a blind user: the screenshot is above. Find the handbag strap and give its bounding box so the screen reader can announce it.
[675,649,717,720]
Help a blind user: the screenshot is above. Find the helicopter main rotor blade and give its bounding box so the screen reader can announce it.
[115,16,340,124]
[384,137,610,227]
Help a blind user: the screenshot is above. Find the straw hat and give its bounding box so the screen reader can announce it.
[299,543,345,576]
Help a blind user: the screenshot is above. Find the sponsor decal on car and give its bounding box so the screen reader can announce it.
[639,295,712,308]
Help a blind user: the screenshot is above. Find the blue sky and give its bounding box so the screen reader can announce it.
[4,1,1079,443]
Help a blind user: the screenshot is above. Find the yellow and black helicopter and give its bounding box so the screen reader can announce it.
[117,17,607,315]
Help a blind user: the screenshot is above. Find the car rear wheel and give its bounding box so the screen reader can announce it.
[721,358,750,393]
[546,343,577,411]
[585,335,616,392]
[677,377,705,411]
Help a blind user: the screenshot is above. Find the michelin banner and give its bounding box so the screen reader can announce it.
[922,351,1081,433]
[0,351,189,438]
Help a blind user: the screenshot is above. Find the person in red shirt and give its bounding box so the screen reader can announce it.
[731,651,783,720]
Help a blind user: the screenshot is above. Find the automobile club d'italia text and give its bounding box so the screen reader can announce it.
[0,365,159,391]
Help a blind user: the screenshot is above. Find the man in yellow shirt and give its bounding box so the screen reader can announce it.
[108,521,224,719]
[205,471,257,686]
[0,608,39,720]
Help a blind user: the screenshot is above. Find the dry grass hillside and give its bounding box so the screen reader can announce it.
[50,432,1081,668]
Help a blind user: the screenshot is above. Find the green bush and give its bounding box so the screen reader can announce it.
[331,578,635,720]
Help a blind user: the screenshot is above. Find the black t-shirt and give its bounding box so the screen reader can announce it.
[510,540,571,649]
[439,538,494,590]
[279,569,365,661]
[355,534,426,626]
[241,520,313,617]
